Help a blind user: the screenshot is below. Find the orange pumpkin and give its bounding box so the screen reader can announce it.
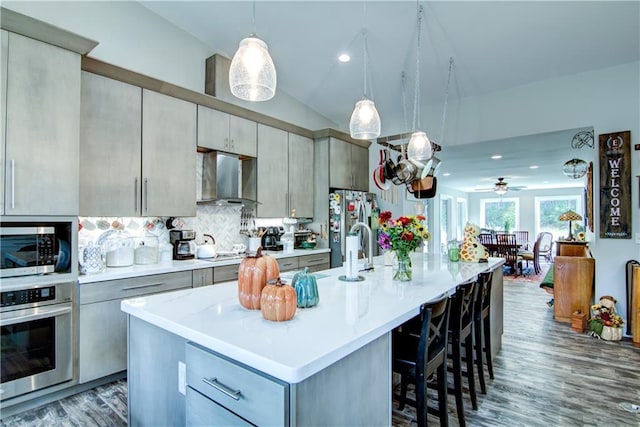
[238,247,280,310]
[261,278,297,322]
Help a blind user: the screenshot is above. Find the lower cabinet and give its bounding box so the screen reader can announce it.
[78,271,194,383]
[213,264,240,284]
[186,343,288,426]
[298,253,330,272]
[277,257,299,273]
[192,268,213,288]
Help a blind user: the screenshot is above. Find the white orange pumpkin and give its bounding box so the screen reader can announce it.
[238,247,280,310]
[260,278,297,322]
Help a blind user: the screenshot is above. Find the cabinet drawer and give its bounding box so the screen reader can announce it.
[213,264,239,284]
[298,253,330,269]
[80,271,192,304]
[277,257,299,272]
[186,387,252,426]
[186,343,288,427]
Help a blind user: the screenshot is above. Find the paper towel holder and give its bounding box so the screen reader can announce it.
[339,275,365,282]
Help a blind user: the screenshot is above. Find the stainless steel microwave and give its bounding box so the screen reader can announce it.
[0,226,59,278]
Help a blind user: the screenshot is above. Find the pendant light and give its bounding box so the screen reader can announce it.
[349,4,381,140]
[407,4,433,167]
[229,1,276,102]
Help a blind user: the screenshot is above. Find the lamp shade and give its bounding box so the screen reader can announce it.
[407,131,433,168]
[229,36,276,102]
[349,98,381,139]
[494,181,508,195]
[558,210,583,222]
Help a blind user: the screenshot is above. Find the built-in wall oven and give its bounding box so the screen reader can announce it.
[1,281,73,400]
[0,217,77,402]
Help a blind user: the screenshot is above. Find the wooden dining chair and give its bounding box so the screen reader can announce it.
[478,233,495,256]
[537,232,554,262]
[513,231,529,249]
[496,233,523,275]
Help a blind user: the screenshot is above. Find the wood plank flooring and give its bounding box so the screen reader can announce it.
[2,276,639,426]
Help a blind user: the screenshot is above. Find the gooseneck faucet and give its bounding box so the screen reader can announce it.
[349,222,374,271]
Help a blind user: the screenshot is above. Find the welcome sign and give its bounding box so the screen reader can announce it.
[599,131,631,239]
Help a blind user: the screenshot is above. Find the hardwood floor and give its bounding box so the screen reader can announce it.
[2,276,639,426]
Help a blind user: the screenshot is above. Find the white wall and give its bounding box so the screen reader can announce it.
[4,1,337,131]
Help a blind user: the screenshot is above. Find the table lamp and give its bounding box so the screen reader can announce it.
[558,210,583,241]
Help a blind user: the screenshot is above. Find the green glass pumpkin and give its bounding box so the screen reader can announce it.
[292,267,319,308]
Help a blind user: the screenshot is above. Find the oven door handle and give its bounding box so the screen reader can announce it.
[1,304,72,327]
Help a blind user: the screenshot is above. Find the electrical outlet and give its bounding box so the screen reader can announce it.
[178,361,186,395]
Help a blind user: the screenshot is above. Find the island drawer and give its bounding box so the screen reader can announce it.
[213,264,239,283]
[277,257,299,272]
[186,343,288,426]
[186,387,252,426]
[298,253,330,271]
[80,271,192,304]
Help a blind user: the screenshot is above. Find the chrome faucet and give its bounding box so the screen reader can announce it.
[349,222,374,271]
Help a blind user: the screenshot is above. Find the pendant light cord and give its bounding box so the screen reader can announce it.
[412,3,423,131]
[401,71,408,131]
[438,57,454,144]
[363,30,368,97]
[252,0,257,35]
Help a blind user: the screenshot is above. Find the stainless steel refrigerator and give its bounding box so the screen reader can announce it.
[329,190,378,268]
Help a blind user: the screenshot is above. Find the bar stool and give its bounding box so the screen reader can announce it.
[393,294,451,427]
[473,271,494,394]
[447,280,478,427]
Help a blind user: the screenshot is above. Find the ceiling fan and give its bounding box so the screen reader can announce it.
[474,177,527,194]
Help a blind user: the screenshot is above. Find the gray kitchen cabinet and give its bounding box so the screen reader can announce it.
[142,89,197,217]
[3,32,81,215]
[78,271,192,383]
[213,264,239,284]
[257,124,289,217]
[0,30,6,214]
[192,268,213,287]
[287,133,314,217]
[186,343,288,427]
[257,125,315,218]
[277,257,299,273]
[80,72,142,216]
[80,76,196,217]
[329,137,369,191]
[298,253,330,272]
[197,106,257,157]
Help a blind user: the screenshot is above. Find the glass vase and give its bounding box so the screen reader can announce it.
[393,253,412,281]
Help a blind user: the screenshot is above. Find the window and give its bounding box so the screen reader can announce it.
[456,198,468,240]
[480,198,519,232]
[534,195,582,241]
[440,196,452,246]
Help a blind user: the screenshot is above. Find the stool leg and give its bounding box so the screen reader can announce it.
[464,334,478,410]
[452,339,465,427]
[474,319,487,394]
[483,316,494,379]
[416,373,427,427]
[437,362,449,427]
[398,373,407,410]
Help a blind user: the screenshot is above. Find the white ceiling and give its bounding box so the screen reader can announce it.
[139,1,638,191]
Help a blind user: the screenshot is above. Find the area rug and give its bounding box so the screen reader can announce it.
[504,263,551,285]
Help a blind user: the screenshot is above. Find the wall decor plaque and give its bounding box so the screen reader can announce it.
[598,131,631,239]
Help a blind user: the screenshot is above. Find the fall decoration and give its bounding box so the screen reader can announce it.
[589,295,623,340]
[238,247,280,310]
[260,278,297,322]
[292,267,319,308]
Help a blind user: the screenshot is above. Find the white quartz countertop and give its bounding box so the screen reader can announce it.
[121,254,503,384]
[79,248,330,284]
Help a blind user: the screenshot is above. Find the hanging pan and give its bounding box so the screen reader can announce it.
[409,176,438,199]
[393,144,417,184]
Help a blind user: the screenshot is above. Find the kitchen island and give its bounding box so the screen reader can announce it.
[122,254,504,426]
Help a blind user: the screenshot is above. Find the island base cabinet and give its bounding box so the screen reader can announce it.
[186,388,252,426]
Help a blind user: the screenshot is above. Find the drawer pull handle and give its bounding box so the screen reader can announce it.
[122,282,165,291]
[202,377,241,400]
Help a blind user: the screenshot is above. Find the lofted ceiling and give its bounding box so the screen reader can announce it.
[139,1,638,191]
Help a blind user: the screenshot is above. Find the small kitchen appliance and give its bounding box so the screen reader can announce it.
[170,230,197,260]
[261,227,283,251]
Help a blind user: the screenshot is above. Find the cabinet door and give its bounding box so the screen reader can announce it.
[0,30,7,214]
[328,137,352,189]
[142,89,197,216]
[4,33,80,215]
[186,387,252,427]
[288,133,314,217]
[351,144,370,191]
[80,72,142,216]
[257,124,288,217]
[229,115,257,157]
[193,268,213,287]
[79,299,127,383]
[197,105,229,151]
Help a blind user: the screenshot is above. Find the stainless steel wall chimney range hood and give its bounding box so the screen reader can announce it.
[199,151,258,206]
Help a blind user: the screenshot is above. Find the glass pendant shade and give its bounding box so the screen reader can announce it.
[562,158,588,179]
[229,36,276,102]
[349,98,381,139]
[407,131,433,168]
[494,185,507,195]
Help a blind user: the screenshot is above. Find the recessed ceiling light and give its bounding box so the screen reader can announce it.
[338,53,351,63]
[491,155,502,160]
[529,165,539,169]
[442,172,451,177]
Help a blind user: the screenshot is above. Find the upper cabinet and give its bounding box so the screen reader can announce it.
[329,137,369,191]
[197,106,257,157]
[2,32,81,215]
[257,125,314,218]
[80,73,196,217]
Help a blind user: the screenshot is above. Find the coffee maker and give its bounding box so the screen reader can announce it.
[261,227,283,251]
[169,230,197,260]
